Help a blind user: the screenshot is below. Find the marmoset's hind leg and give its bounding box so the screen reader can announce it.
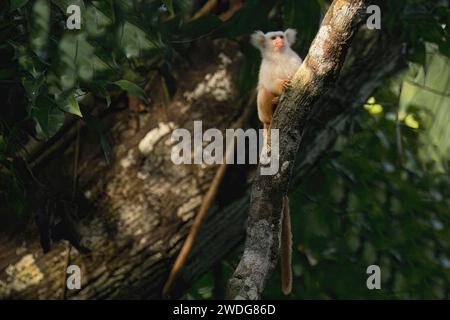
[257,87,276,146]
[257,87,275,126]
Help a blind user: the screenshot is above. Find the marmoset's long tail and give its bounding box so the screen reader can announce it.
[281,195,292,295]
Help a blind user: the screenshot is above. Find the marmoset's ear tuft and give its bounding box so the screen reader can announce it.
[251,30,266,49]
[284,28,297,46]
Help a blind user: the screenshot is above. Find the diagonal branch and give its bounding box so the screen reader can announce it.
[228,0,373,300]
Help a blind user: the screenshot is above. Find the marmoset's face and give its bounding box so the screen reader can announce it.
[271,34,285,50]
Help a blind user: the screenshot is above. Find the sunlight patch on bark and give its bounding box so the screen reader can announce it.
[138,122,175,156]
[183,53,233,102]
[3,254,44,293]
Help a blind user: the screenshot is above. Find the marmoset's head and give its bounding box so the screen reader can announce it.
[251,29,297,53]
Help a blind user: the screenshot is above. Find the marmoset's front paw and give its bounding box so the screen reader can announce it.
[272,96,280,106]
[282,78,292,90]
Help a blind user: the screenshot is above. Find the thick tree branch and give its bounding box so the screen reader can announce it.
[228,0,372,300]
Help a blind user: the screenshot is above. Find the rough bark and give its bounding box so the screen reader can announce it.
[228,0,374,300]
[0,16,405,300]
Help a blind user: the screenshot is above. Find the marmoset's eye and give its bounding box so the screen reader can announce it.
[279,35,284,39]
[271,36,276,40]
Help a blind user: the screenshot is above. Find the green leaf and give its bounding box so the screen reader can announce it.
[30,0,50,59]
[9,42,46,78]
[22,76,45,103]
[85,116,112,164]
[118,21,162,59]
[57,33,112,89]
[31,97,65,139]
[59,94,82,117]
[162,0,174,16]
[113,80,148,103]
[10,0,29,11]
[85,80,112,107]
[99,133,112,165]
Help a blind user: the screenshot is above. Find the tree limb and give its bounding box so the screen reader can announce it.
[228,0,372,300]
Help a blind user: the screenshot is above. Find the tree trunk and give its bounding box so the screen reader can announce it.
[0,26,405,299]
[229,0,375,299]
